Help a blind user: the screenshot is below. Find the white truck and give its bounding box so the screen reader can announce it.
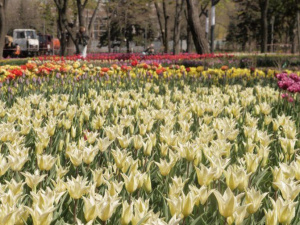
[9,29,39,57]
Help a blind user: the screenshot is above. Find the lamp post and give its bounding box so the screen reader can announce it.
[205,10,209,41]
[211,0,219,53]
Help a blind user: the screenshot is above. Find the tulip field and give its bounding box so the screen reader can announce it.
[0,56,299,225]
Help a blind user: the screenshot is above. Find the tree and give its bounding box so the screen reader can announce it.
[154,0,172,53]
[53,0,101,56]
[173,0,184,54]
[99,0,155,53]
[259,0,269,53]
[186,0,209,54]
[53,0,69,56]
[0,0,9,59]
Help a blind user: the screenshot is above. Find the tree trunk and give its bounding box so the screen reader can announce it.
[259,0,269,53]
[186,24,193,53]
[0,1,7,59]
[154,1,166,51]
[173,0,184,54]
[162,0,169,53]
[290,20,297,54]
[186,0,209,54]
[53,0,70,56]
[297,10,300,53]
[108,19,111,53]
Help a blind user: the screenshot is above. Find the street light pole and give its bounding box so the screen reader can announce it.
[211,0,216,53]
[205,10,209,41]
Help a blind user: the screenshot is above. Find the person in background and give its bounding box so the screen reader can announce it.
[14,45,21,58]
[76,26,89,58]
[144,43,155,55]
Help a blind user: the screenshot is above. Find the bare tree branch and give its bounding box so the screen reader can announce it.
[88,0,101,32]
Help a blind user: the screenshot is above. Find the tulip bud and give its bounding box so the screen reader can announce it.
[129,124,134,135]
[65,133,70,145]
[143,140,153,156]
[59,139,64,151]
[71,126,76,138]
[143,174,152,193]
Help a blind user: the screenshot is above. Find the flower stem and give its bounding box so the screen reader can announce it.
[187,161,190,178]
[73,199,78,224]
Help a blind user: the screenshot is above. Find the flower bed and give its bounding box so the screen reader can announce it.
[0,59,299,225]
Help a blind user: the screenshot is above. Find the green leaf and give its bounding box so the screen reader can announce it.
[136,213,150,225]
[190,213,206,225]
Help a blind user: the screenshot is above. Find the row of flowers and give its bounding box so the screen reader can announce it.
[1,60,299,83]
[34,53,234,62]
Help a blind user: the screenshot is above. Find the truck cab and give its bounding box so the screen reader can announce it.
[13,29,39,57]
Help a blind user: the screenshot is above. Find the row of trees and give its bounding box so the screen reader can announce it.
[54,0,216,55]
[0,0,221,57]
[227,0,300,53]
[1,0,299,56]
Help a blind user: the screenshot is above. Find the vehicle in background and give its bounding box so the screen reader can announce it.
[13,29,39,57]
[38,34,60,55]
[3,29,39,58]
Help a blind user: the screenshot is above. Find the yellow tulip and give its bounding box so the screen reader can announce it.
[6,179,24,195]
[91,115,105,130]
[280,138,296,156]
[143,140,153,156]
[270,196,297,224]
[25,205,56,225]
[97,137,114,152]
[143,173,152,193]
[105,180,124,197]
[213,187,244,218]
[155,159,174,176]
[224,165,242,190]
[117,135,132,149]
[195,164,215,186]
[67,148,83,167]
[122,173,138,193]
[273,179,300,201]
[139,124,147,136]
[37,154,56,171]
[98,192,120,222]
[83,196,98,222]
[181,192,195,217]
[121,201,133,225]
[159,143,169,157]
[245,153,261,173]
[21,170,47,190]
[0,154,9,176]
[83,145,99,164]
[15,205,29,225]
[167,196,182,217]
[85,131,98,144]
[232,204,250,225]
[189,185,213,206]
[133,135,144,150]
[71,126,76,138]
[66,176,90,199]
[51,179,67,193]
[264,209,278,225]
[245,188,268,214]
